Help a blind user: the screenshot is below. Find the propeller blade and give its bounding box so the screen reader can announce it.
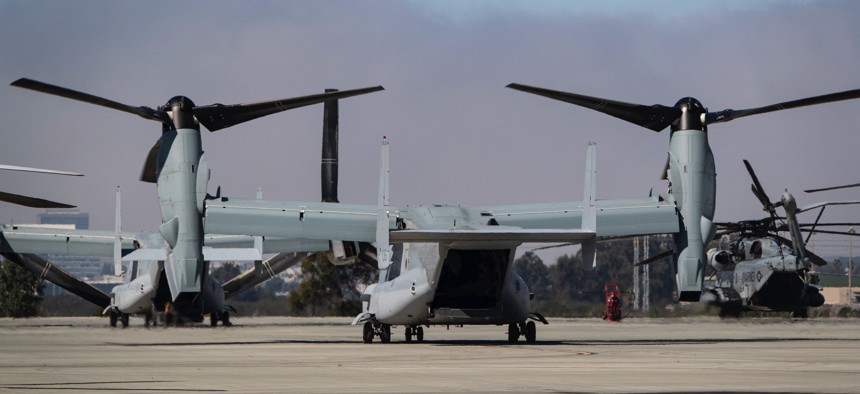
[11,78,170,124]
[0,164,82,177]
[635,249,674,266]
[506,83,681,132]
[0,190,75,208]
[660,155,669,180]
[1,253,111,308]
[321,89,339,203]
[194,85,384,132]
[804,182,860,193]
[706,88,860,124]
[139,137,163,183]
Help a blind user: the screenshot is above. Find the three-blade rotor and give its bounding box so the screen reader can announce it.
[12,78,384,182]
[507,83,860,132]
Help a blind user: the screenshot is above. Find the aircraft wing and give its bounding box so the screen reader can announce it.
[475,196,679,238]
[204,234,329,254]
[389,228,594,243]
[0,224,147,256]
[204,198,387,242]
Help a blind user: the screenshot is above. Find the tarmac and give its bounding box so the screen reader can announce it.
[1,315,859,393]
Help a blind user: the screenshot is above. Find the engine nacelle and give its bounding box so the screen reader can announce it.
[707,248,734,271]
[327,240,360,265]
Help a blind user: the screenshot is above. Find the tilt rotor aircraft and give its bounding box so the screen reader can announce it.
[0,78,383,327]
[504,83,860,304]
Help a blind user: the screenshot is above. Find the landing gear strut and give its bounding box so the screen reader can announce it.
[405,325,424,342]
[508,321,537,343]
[362,322,392,343]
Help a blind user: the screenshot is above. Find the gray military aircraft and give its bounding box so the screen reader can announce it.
[705,160,860,317]
[504,83,860,303]
[0,163,81,208]
[0,78,382,326]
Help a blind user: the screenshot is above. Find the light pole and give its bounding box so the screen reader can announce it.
[850,227,855,307]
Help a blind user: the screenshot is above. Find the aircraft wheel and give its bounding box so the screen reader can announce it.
[221,311,232,327]
[380,324,391,343]
[210,312,218,327]
[363,322,374,343]
[144,313,153,328]
[507,323,520,343]
[109,310,118,328]
[525,321,537,343]
[719,306,741,318]
[416,326,424,342]
[792,307,809,319]
[121,313,130,328]
[405,326,413,342]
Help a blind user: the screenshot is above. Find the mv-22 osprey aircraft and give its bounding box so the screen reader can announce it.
[201,84,859,343]
[0,78,382,327]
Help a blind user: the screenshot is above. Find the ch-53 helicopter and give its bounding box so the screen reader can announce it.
[0,78,381,327]
[704,160,860,318]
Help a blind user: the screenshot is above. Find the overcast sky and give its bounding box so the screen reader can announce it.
[1,0,858,261]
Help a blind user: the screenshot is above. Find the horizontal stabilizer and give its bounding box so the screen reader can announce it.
[389,228,595,243]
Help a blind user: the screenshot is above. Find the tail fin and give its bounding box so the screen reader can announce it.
[376,137,393,271]
[581,141,597,268]
[113,186,123,276]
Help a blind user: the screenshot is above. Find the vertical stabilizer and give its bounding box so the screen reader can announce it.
[376,137,392,271]
[581,141,597,267]
[114,186,123,276]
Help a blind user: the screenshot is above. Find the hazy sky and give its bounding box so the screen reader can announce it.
[1,0,858,261]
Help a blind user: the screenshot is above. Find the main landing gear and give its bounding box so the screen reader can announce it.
[404,325,424,342]
[507,321,536,343]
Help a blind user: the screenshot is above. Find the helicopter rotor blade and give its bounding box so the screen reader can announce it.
[705,88,860,124]
[194,85,384,132]
[804,182,860,193]
[775,234,828,266]
[506,83,681,132]
[800,228,860,237]
[10,78,171,124]
[742,159,776,214]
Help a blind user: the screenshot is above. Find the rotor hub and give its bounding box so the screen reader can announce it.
[163,96,199,130]
[671,97,706,132]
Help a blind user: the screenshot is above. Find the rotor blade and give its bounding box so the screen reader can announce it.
[506,83,681,132]
[0,190,75,208]
[804,182,860,193]
[706,88,860,124]
[0,164,82,177]
[635,249,673,266]
[222,253,306,299]
[139,137,163,183]
[194,85,384,132]
[799,222,860,227]
[798,200,860,213]
[660,155,669,180]
[321,89,339,203]
[1,253,111,308]
[743,159,773,212]
[800,228,860,237]
[775,234,828,266]
[10,78,170,124]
